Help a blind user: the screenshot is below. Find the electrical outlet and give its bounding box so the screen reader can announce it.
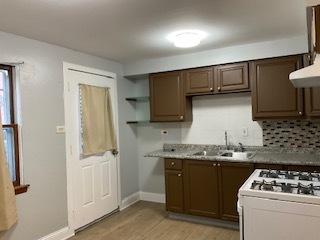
[161,130,168,135]
[241,127,248,137]
[56,126,65,134]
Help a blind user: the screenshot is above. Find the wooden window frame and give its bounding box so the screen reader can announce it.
[0,64,29,194]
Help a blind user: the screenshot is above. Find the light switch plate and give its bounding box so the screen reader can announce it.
[56,126,65,134]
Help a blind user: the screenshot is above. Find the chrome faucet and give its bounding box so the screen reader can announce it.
[238,142,245,152]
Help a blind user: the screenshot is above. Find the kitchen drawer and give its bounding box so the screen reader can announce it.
[165,159,183,170]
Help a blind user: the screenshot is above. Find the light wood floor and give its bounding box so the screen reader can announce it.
[71,201,239,240]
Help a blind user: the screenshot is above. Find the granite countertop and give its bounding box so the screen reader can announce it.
[145,144,320,167]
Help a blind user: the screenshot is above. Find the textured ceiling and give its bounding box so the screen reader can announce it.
[0,0,308,63]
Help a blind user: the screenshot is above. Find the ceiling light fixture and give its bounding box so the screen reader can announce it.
[167,30,207,48]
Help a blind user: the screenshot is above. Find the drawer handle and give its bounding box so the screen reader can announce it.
[178,173,182,177]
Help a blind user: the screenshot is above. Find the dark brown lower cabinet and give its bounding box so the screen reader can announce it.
[218,162,254,221]
[165,170,184,213]
[184,160,220,218]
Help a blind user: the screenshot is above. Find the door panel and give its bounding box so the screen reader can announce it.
[82,165,94,206]
[165,170,184,213]
[184,67,213,94]
[67,69,118,230]
[150,71,187,121]
[101,161,111,197]
[215,62,250,93]
[184,160,220,218]
[305,87,320,117]
[219,162,254,221]
[251,56,304,119]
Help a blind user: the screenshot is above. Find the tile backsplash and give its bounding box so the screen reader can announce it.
[262,120,320,149]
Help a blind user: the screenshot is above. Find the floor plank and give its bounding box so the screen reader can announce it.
[70,201,239,240]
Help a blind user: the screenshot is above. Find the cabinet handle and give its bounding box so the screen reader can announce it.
[180,116,184,120]
[171,162,175,166]
[298,111,303,115]
[210,87,213,91]
[217,86,221,91]
[178,173,182,177]
[217,163,221,167]
[213,163,217,167]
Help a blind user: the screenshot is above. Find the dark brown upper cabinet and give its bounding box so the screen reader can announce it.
[214,62,250,93]
[150,71,192,122]
[305,87,320,117]
[218,162,254,222]
[184,160,220,218]
[184,67,213,95]
[251,55,304,120]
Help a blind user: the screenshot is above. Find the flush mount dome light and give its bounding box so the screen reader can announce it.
[167,30,207,48]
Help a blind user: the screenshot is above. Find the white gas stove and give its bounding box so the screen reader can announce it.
[238,169,320,240]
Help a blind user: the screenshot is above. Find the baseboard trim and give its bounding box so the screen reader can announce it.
[140,191,165,203]
[38,227,74,240]
[120,192,140,210]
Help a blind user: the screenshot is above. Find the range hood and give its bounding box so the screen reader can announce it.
[289,54,320,87]
[290,5,320,88]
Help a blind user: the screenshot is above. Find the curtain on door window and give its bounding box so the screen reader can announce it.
[80,84,117,156]
[0,114,17,231]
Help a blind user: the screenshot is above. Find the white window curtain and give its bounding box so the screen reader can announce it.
[79,84,117,156]
[0,118,17,231]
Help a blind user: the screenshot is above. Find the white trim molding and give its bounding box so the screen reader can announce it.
[140,192,165,203]
[120,192,140,210]
[37,227,74,240]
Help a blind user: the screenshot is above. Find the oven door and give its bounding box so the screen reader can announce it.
[242,196,320,240]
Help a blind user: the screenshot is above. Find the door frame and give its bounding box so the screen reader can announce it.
[63,62,121,232]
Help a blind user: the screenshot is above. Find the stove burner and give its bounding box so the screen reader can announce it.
[299,174,312,181]
[262,183,274,191]
[281,183,292,193]
[259,170,320,182]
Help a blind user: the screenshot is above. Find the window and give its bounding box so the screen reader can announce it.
[0,64,28,194]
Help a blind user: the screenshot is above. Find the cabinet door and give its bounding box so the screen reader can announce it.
[150,71,188,122]
[251,56,304,120]
[165,170,184,213]
[305,88,320,117]
[184,160,220,218]
[184,67,213,95]
[218,162,254,221]
[215,62,250,93]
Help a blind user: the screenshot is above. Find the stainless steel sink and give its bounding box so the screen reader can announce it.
[218,150,255,159]
[192,150,256,159]
[192,150,219,156]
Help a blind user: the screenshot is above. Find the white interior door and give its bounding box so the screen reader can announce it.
[65,66,119,230]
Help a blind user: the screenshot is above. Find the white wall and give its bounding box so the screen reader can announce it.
[124,36,308,76]
[181,93,263,146]
[0,31,139,240]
